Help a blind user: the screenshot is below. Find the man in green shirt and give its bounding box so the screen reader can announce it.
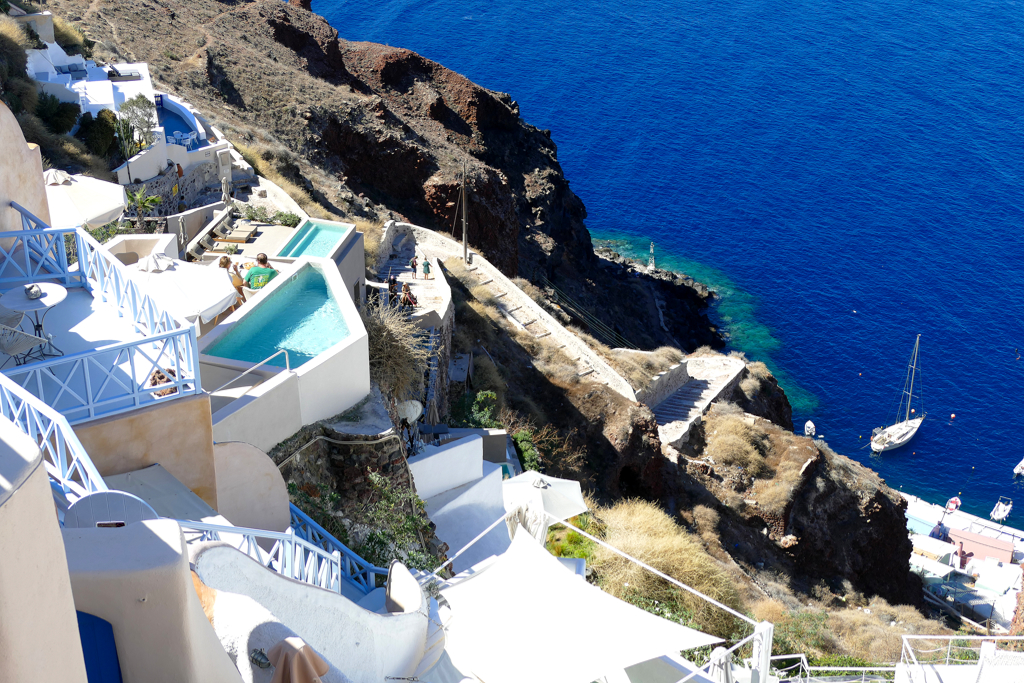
[243,253,279,290]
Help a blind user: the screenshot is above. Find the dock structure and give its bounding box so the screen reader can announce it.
[903,492,1024,561]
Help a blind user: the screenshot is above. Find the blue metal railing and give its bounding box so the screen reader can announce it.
[289,503,387,594]
[4,202,201,424]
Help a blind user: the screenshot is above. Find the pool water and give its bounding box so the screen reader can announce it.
[277,220,350,258]
[157,106,208,148]
[204,266,349,368]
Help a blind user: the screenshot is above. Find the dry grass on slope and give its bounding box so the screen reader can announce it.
[754,596,948,664]
[570,326,683,390]
[233,141,340,220]
[590,499,746,638]
[703,408,772,477]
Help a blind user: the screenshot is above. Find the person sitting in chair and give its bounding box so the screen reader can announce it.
[400,282,418,308]
[243,253,279,290]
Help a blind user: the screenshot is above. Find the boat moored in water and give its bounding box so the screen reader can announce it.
[870,334,925,453]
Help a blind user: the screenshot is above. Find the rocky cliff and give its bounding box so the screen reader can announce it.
[53,0,719,350]
[681,407,920,606]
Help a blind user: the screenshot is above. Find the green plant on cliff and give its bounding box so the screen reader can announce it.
[357,471,434,570]
[287,481,350,547]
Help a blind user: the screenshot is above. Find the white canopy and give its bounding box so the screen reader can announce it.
[502,470,587,522]
[440,532,722,683]
[44,171,128,229]
[128,259,238,324]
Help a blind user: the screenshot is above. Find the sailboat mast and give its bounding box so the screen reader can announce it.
[461,161,468,262]
[906,334,920,422]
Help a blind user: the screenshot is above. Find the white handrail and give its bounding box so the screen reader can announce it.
[212,349,291,393]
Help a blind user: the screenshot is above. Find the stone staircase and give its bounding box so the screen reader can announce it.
[652,356,747,448]
[379,233,448,325]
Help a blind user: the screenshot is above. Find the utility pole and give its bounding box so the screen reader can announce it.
[462,161,469,262]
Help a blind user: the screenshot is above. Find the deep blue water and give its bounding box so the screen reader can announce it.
[317,0,1024,521]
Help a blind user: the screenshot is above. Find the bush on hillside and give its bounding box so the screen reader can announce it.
[3,76,36,114]
[272,211,301,227]
[0,15,30,89]
[75,109,117,156]
[359,300,430,400]
[589,499,746,638]
[52,15,91,57]
[36,92,81,135]
[703,409,772,477]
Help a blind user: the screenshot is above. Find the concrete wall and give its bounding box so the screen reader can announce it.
[105,233,178,259]
[636,361,691,408]
[407,435,484,500]
[63,520,243,683]
[195,545,429,682]
[168,201,226,256]
[335,230,366,304]
[73,393,220,509]
[209,368,303,452]
[213,442,290,532]
[0,102,50,232]
[0,420,89,683]
[15,12,56,42]
[424,461,508,573]
[445,428,509,464]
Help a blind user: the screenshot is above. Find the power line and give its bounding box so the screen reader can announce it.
[538,275,638,350]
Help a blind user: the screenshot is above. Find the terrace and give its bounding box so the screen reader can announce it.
[0,202,201,425]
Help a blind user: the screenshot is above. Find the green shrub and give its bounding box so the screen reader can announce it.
[450,390,502,429]
[288,481,350,547]
[513,429,541,471]
[273,211,301,227]
[75,108,117,157]
[36,92,81,135]
[356,472,434,570]
[243,204,270,223]
[4,76,37,114]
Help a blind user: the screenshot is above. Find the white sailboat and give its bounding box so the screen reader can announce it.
[871,334,925,453]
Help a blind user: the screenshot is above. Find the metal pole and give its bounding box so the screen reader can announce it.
[462,161,468,262]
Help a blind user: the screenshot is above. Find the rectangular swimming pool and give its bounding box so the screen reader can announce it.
[204,265,349,368]
[277,219,352,258]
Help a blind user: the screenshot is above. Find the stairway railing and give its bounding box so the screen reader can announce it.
[289,503,388,594]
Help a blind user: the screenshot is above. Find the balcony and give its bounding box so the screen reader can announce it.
[1,202,201,425]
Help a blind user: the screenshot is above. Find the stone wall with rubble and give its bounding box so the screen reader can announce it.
[125,161,220,218]
[271,423,448,560]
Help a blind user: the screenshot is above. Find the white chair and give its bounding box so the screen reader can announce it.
[0,324,47,368]
[242,286,260,302]
[0,305,24,330]
[186,131,198,149]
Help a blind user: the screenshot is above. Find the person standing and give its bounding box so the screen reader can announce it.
[409,255,418,279]
[422,258,432,280]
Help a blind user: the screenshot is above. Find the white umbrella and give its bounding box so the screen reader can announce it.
[502,469,587,522]
[127,259,238,324]
[44,171,128,229]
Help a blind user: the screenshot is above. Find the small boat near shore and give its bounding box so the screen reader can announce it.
[1014,458,1024,477]
[991,497,1013,522]
[871,334,925,453]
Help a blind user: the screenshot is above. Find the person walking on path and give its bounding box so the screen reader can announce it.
[409,255,418,279]
[422,259,432,280]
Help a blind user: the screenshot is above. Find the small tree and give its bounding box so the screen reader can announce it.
[118,94,157,148]
[126,185,161,231]
[114,115,137,180]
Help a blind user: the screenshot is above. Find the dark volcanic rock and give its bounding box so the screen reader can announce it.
[53,0,721,349]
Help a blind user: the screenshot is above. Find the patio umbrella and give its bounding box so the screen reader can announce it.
[502,469,587,522]
[44,171,128,229]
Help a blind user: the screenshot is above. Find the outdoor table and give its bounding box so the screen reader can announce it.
[1,282,69,359]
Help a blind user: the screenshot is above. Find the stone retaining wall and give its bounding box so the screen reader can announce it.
[396,222,636,401]
[635,361,691,408]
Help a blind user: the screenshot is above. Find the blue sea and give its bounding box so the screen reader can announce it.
[318,0,1024,521]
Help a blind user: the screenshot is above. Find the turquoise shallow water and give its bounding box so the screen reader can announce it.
[205,266,349,367]
[278,220,350,258]
[318,0,1024,521]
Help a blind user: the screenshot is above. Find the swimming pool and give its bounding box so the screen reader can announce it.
[204,265,349,368]
[158,106,209,148]
[277,219,352,258]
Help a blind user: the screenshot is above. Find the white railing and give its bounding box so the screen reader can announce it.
[178,520,345,594]
[4,202,201,424]
[0,371,107,503]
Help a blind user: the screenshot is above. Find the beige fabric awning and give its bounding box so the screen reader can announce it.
[440,532,722,683]
[44,171,128,229]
